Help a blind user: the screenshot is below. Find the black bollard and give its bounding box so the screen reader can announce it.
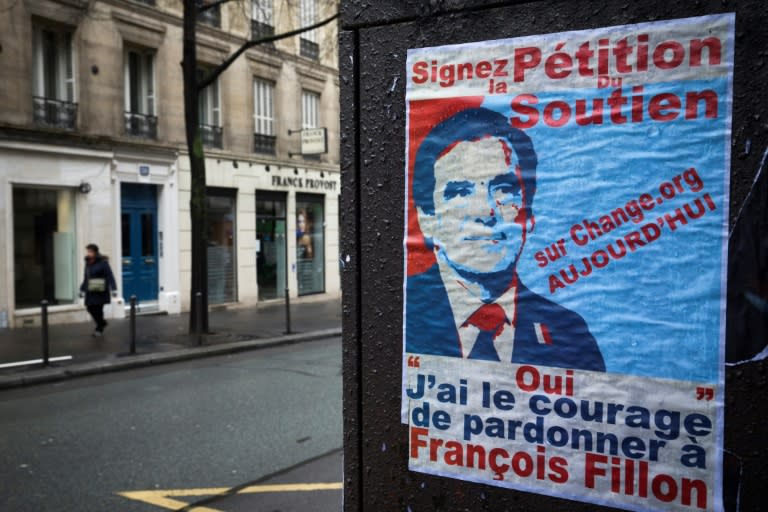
[284,288,292,334]
[195,291,203,346]
[129,296,137,355]
[41,300,49,366]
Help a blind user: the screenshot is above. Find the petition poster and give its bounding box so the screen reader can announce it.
[402,14,734,512]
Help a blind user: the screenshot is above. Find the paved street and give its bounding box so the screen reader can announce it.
[0,337,342,511]
[0,298,341,368]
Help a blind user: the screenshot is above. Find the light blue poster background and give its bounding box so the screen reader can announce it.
[483,77,729,383]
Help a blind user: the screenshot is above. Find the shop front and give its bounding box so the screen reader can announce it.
[177,155,340,311]
[0,142,112,327]
[0,143,179,328]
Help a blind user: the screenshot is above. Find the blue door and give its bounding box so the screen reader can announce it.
[121,184,158,302]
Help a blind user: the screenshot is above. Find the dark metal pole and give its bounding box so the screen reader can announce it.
[195,291,203,346]
[129,295,137,355]
[41,300,49,366]
[284,288,292,334]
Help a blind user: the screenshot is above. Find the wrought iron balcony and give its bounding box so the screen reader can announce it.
[33,96,78,130]
[200,123,223,149]
[251,20,275,45]
[253,133,276,154]
[300,38,319,60]
[124,112,158,139]
[133,0,155,5]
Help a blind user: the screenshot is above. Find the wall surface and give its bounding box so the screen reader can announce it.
[340,1,768,511]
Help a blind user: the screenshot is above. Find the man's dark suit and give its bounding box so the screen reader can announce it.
[405,263,605,372]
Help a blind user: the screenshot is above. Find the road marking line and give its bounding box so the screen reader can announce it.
[241,482,343,493]
[118,482,343,511]
[0,355,73,369]
[118,491,223,512]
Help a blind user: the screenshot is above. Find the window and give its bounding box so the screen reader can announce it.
[253,79,275,154]
[198,68,223,148]
[251,0,274,41]
[256,191,287,300]
[302,90,320,129]
[124,49,157,139]
[13,187,78,308]
[32,24,77,129]
[299,0,319,60]
[296,194,324,295]
[207,188,237,304]
[196,0,221,27]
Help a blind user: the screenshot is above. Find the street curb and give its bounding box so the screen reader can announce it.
[0,327,342,391]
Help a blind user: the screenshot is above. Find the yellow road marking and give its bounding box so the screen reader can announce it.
[118,482,343,511]
[118,491,223,512]
[240,482,343,493]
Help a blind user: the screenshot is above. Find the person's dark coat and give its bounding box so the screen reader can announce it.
[406,263,605,372]
[80,255,117,306]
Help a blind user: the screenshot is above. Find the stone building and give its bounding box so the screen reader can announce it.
[0,0,340,328]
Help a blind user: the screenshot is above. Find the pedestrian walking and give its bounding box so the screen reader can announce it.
[80,243,118,337]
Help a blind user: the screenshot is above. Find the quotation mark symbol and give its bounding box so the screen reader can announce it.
[696,387,714,401]
[408,356,420,368]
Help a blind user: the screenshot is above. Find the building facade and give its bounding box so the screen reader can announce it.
[0,0,340,328]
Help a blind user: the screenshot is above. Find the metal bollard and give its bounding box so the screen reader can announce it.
[129,296,137,355]
[41,300,50,366]
[195,292,203,346]
[284,288,292,334]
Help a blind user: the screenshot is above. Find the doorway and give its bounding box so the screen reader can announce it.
[256,191,287,300]
[120,183,159,302]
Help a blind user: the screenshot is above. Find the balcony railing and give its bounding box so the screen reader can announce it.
[200,123,223,149]
[197,3,221,27]
[125,112,158,139]
[253,133,276,154]
[134,0,155,5]
[33,96,78,130]
[251,20,275,45]
[300,38,319,60]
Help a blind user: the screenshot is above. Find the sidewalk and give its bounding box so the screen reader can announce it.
[0,296,341,387]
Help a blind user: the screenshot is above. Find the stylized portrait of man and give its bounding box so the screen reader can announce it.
[406,107,605,372]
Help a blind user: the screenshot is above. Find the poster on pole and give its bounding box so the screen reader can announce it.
[402,14,734,512]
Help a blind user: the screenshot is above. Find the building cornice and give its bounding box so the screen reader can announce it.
[177,148,340,173]
[0,124,177,159]
[111,9,167,35]
[0,124,339,170]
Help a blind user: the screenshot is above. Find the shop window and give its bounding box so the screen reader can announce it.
[296,194,324,295]
[256,191,287,300]
[207,188,237,304]
[13,187,77,308]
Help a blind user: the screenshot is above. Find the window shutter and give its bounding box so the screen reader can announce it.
[253,79,275,135]
[32,26,44,97]
[300,0,318,42]
[302,90,319,129]
[63,32,74,102]
[252,0,273,25]
[123,52,131,112]
[212,79,220,127]
[145,53,155,115]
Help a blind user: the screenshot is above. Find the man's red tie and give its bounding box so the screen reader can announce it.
[462,303,508,338]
